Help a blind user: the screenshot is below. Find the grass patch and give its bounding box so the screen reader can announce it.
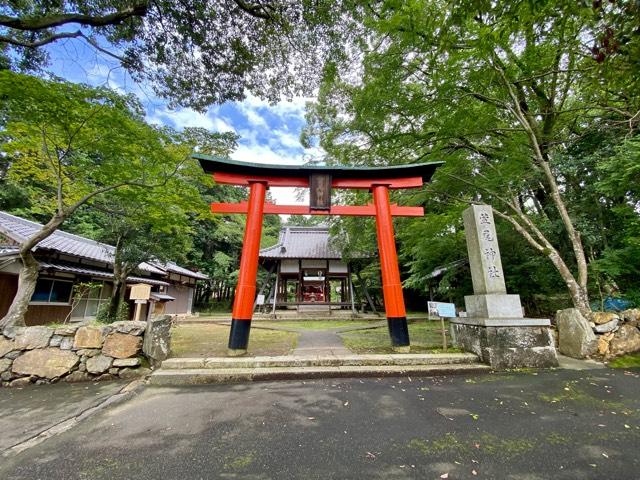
[170,324,298,357]
[258,320,375,330]
[538,380,627,410]
[223,453,255,470]
[339,320,462,354]
[608,353,640,369]
[408,432,535,458]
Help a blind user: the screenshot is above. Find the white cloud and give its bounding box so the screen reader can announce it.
[240,92,311,120]
[232,143,301,166]
[272,130,301,149]
[147,107,235,133]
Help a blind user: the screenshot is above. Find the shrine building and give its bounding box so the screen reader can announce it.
[259,226,356,313]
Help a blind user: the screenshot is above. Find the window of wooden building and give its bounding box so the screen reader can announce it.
[30,278,73,305]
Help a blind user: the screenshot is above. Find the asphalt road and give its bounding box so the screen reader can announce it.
[1,369,639,479]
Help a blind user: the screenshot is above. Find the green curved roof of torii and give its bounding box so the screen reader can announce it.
[194,154,443,182]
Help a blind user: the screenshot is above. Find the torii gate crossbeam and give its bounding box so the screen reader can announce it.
[196,155,442,356]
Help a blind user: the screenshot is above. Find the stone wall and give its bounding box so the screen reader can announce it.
[556,308,640,359]
[0,319,169,387]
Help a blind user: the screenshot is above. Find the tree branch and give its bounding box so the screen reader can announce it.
[233,0,275,20]
[0,4,149,31]
[0,30,82,48]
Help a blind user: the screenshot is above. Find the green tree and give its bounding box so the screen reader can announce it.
[0,1,353,109]
[304,0,640,315]
[0,71,191,328]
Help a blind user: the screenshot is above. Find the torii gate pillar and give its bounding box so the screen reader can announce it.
[228,181,266,355]
[196,155,442,355]
[373,184,409,351]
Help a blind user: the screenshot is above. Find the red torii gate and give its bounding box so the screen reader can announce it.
[196,155,442,355]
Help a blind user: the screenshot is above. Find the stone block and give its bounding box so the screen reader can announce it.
[143,315,172,365]
[86,354,113,374]
[609,324,640,357]
[556,308,598,358]
[591,312,620,325]
[59,337,74,350]
[111,321,147,336]
[450,321,558,369]
[74,326,108,349]
[10,377,33,388]
[66,371,90,383]
[464,294,524,319]
[14,326,53,350]
[0,337,15,357]
[483,346,559,370]
[1,370,13,381]
[113,357,141,368]
[77,348,101,357]
[54,325,79,336]
[463,205,507,295]
[0,358,12,373]
[12,349,79,379]
[49,335,63,347]
[594,319,619,333]
[598,335,611,356]
[2,326,19,339]
[621,309,640,323]
[94,373,114,382]
[102,333,142,359]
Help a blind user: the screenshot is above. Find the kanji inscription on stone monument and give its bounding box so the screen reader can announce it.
[463,204,507,295]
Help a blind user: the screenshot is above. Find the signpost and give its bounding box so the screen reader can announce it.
[129,283,151,322]
[427,301,456,352]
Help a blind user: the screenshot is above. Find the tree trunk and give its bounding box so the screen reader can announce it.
[546,250,591,317]
[0,251,40,330]
[495,66,591,313]
[108,277,124,320]
[0,213,67,330]
[494,208,591,317]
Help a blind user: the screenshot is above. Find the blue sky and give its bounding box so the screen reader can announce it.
[44,39,319,205]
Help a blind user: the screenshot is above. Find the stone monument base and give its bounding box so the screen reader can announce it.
[450,318,559,369]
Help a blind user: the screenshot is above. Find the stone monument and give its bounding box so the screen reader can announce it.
[450,204,558,368]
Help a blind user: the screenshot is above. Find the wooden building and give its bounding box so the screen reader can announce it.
[0,211,207,325]
[259,226,356,313]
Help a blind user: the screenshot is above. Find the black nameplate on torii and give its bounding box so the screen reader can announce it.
[309,173,332,210]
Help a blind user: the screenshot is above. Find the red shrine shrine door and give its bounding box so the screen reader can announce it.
[196,155,442,355]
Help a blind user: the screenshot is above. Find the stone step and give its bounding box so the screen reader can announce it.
[161,353,480,370]
[149,363,491,386]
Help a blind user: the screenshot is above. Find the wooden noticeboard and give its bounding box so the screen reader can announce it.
[129,283,151,301]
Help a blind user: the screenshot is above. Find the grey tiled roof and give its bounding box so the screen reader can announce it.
[0,211,207,280]
[159,261,209,280]
[260,227,341,259]
[39,262,171,286]
[0,246,19,257]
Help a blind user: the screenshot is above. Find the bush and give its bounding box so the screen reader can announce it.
[95,301,130,323]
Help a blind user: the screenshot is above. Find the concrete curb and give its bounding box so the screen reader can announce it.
[150,363,491,386]
[162,352,480,370]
